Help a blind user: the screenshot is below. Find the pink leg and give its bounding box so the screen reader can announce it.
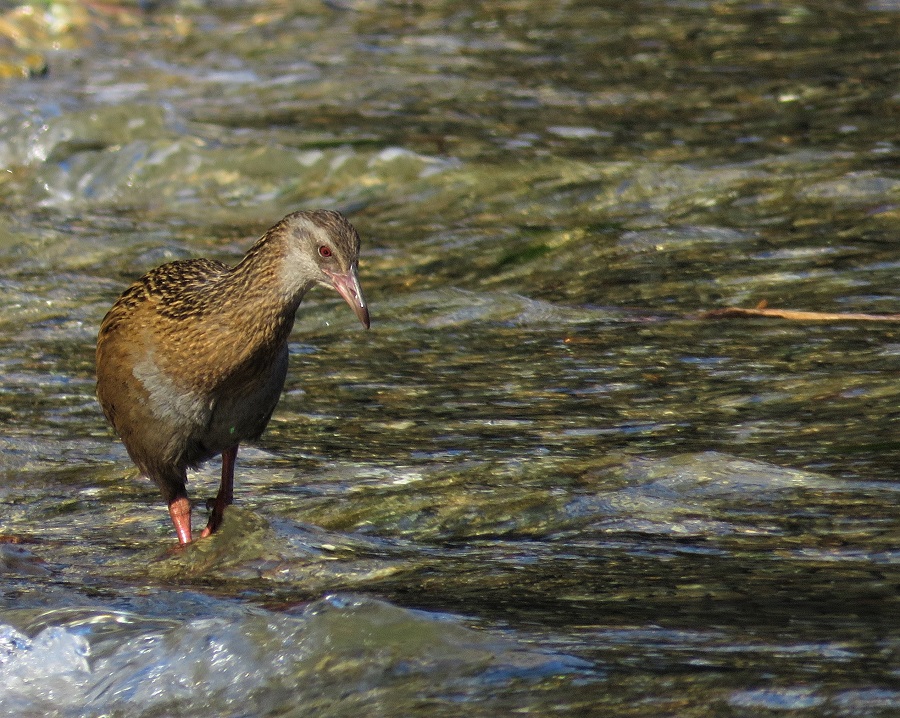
[201,444,237,538]
[168,496,193,545]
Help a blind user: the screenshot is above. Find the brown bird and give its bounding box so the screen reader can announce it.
[96,210,369,545]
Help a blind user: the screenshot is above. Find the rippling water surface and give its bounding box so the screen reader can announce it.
[0,1,898,716]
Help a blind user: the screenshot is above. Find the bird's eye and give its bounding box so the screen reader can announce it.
[318,245,333,258]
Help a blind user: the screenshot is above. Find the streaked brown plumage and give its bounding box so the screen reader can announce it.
[96,210,369,545]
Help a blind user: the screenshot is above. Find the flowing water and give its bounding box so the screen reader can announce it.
[0,1,898,715]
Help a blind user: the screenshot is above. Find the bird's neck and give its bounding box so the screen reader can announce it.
[225,231,315,317]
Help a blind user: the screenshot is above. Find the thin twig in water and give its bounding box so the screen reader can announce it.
[699,302,900,322]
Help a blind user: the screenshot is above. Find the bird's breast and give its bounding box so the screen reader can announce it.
[132,347,212,430]
[201,343,290,452]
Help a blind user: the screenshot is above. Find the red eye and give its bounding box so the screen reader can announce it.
[318,245,333,258]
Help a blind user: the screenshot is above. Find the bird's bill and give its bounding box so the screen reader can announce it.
[326,267,370,329]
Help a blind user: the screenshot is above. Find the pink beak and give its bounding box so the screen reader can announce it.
[326,267,370,329]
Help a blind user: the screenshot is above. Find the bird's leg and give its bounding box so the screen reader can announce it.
[168,496,193,545]
[201,444,237,538]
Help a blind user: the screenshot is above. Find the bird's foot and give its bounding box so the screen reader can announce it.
[200,444,236,539]
[168,497,193,545]
[200,496,227,538]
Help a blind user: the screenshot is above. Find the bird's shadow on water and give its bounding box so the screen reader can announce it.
[146,507,275,579]
[141,507,422,603]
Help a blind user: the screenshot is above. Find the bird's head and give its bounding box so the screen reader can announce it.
[276,209,370,329]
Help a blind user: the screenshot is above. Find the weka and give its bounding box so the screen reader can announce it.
[96,210,369,544]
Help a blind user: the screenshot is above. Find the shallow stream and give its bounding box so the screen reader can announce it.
[0,1,898,716]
